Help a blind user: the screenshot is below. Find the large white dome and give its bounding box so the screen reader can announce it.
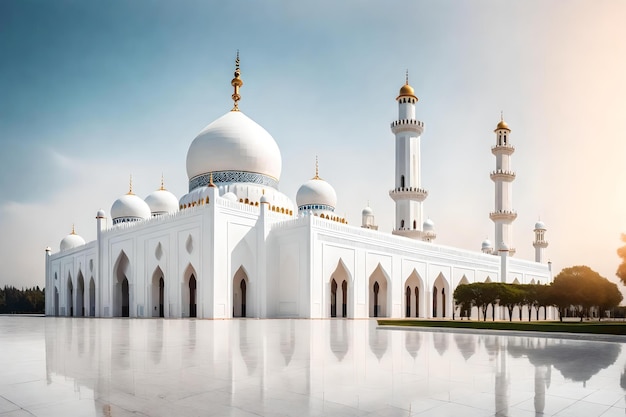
[186,111,282,189]
[145,188,179,215]
[111,193,151,224]
[296,178,337,209]
[60,230,85,252]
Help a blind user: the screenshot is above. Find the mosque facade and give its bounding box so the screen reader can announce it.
[44,57,552,319]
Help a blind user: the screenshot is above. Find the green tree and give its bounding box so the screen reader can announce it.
[498,284,524,321]
[550,266,614,322]
[453,284,474,320]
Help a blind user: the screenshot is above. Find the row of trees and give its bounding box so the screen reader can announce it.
[0,286,45,314]
[453,266,623,322]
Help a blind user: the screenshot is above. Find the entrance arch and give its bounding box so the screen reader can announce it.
[329,260,350,318]
[54,286,59,316]
[432,273,450,318]
[113,251,131,317]
[233,266,249,317]
[368,264,390,318]
[404,270,423,318]
[151,267,165,317]
[77,271,85,317]
[67,273,74,316]
[89,277,95,316]
[182,264,197,318]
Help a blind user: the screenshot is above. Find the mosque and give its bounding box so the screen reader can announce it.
[44,56,552,319]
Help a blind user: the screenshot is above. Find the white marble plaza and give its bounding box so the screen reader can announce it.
[1,317,625,416]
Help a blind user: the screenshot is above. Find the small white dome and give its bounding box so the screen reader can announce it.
[534,221,546,230]
[222,192,238,202]
[362,206,374,216]
[186,111,282,184]
[260,194,269,204]
[111,193,151,223]
[296,178,337,209]
[423,218,435,232]
[60,231,85,251]
[481,239,492,249]
[96,209,106,218]
[499,242,509,251]
[145,188,179,215]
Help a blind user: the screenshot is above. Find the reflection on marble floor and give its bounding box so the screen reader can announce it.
[1,318,626,416]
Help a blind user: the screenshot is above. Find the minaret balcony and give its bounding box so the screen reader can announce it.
[491,144,515,155]
[389,187,428,202]
[533,240,549,248]
[391,119,424,135]
[490,170,516,182]
[489,210,517,222]
[392,229,424,239]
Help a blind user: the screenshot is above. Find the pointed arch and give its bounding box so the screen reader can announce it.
[182,263,198,318]
[329,259,351,318]
[485,276,493,283]
[404,270,423,318]
[113,251,131,317]
[512,278,520,284]
[89,277,95,316]
[151,266,165,317]
[368,264,390,318]
[432,273,450,318]
[76,270,85,317]
[67,272,74,317]
[233,266,249,317]
[54,286,59,316]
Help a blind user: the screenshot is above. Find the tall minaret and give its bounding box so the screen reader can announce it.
[533,221,548,263]
[389,72,428,239]
[490,115,517,256]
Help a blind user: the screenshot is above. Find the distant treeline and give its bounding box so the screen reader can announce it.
[0,286,45,314]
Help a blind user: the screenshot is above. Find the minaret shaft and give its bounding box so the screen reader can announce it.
[389,78,427,239]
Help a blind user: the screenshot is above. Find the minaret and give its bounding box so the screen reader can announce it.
[389,72,427,239]
[533,221,548,263]
[490,115,517,256]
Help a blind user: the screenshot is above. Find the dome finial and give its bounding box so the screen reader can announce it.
[405,69,409,85]
[160,173,165,191]
[71,224,75,235]
[127,174,134,195]
[313,156,321,180]
[208,171,216,188]
[231,50,243,112]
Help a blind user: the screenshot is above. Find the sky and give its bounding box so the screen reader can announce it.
[2,0,626,292]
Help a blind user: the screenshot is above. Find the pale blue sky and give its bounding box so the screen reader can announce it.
[2,1,626,290]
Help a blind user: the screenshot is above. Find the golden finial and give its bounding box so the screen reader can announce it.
[405,69,409,85]
[208,172,216,188]
[127,174,134,195]
[160,173,165,190]
[500,111,504,122]
[312,156,321,180]
[231,50,243,111]
[71,224,76,235]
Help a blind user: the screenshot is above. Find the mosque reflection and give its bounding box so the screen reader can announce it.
[44,319,625,416]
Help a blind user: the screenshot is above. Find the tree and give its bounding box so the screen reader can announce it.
[498,284,524,321]
[598,279,623,320]
[617,234,626,285]
[453,284,474,319]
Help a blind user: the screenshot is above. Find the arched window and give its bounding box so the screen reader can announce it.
[413,220,417,229]
[400,219,405,228]
[400,175,405,188]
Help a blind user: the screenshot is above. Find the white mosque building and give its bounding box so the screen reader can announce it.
[44,57,552,319]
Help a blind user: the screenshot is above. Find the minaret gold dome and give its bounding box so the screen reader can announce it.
[396,70,418,101]
[495,113,510,131]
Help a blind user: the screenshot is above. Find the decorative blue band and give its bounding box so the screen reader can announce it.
[189,171,279,192]
[298,204,335,212]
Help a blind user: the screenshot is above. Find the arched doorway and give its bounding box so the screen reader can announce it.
[329,260,350,318]
[189,275,197,318]
[67,274,74,317]
[114,251,131,317]
[368,264,389,318]
[89,278,95,316]
[432,273,449,318]
[182,265,198,318]
[151,267,165,317]
[54,286,59,316]
[77,272,85,317]
[404,271,422,318]
[121,278,129,317]
[233,267,249,318]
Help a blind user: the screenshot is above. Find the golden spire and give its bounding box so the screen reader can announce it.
[127,174,134,195]
[208,172,216,188]
[405,69,409,85]
[231,50,243,111]
[71,224,76,235]
[312,156,321,180]
[160,173,165,191]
